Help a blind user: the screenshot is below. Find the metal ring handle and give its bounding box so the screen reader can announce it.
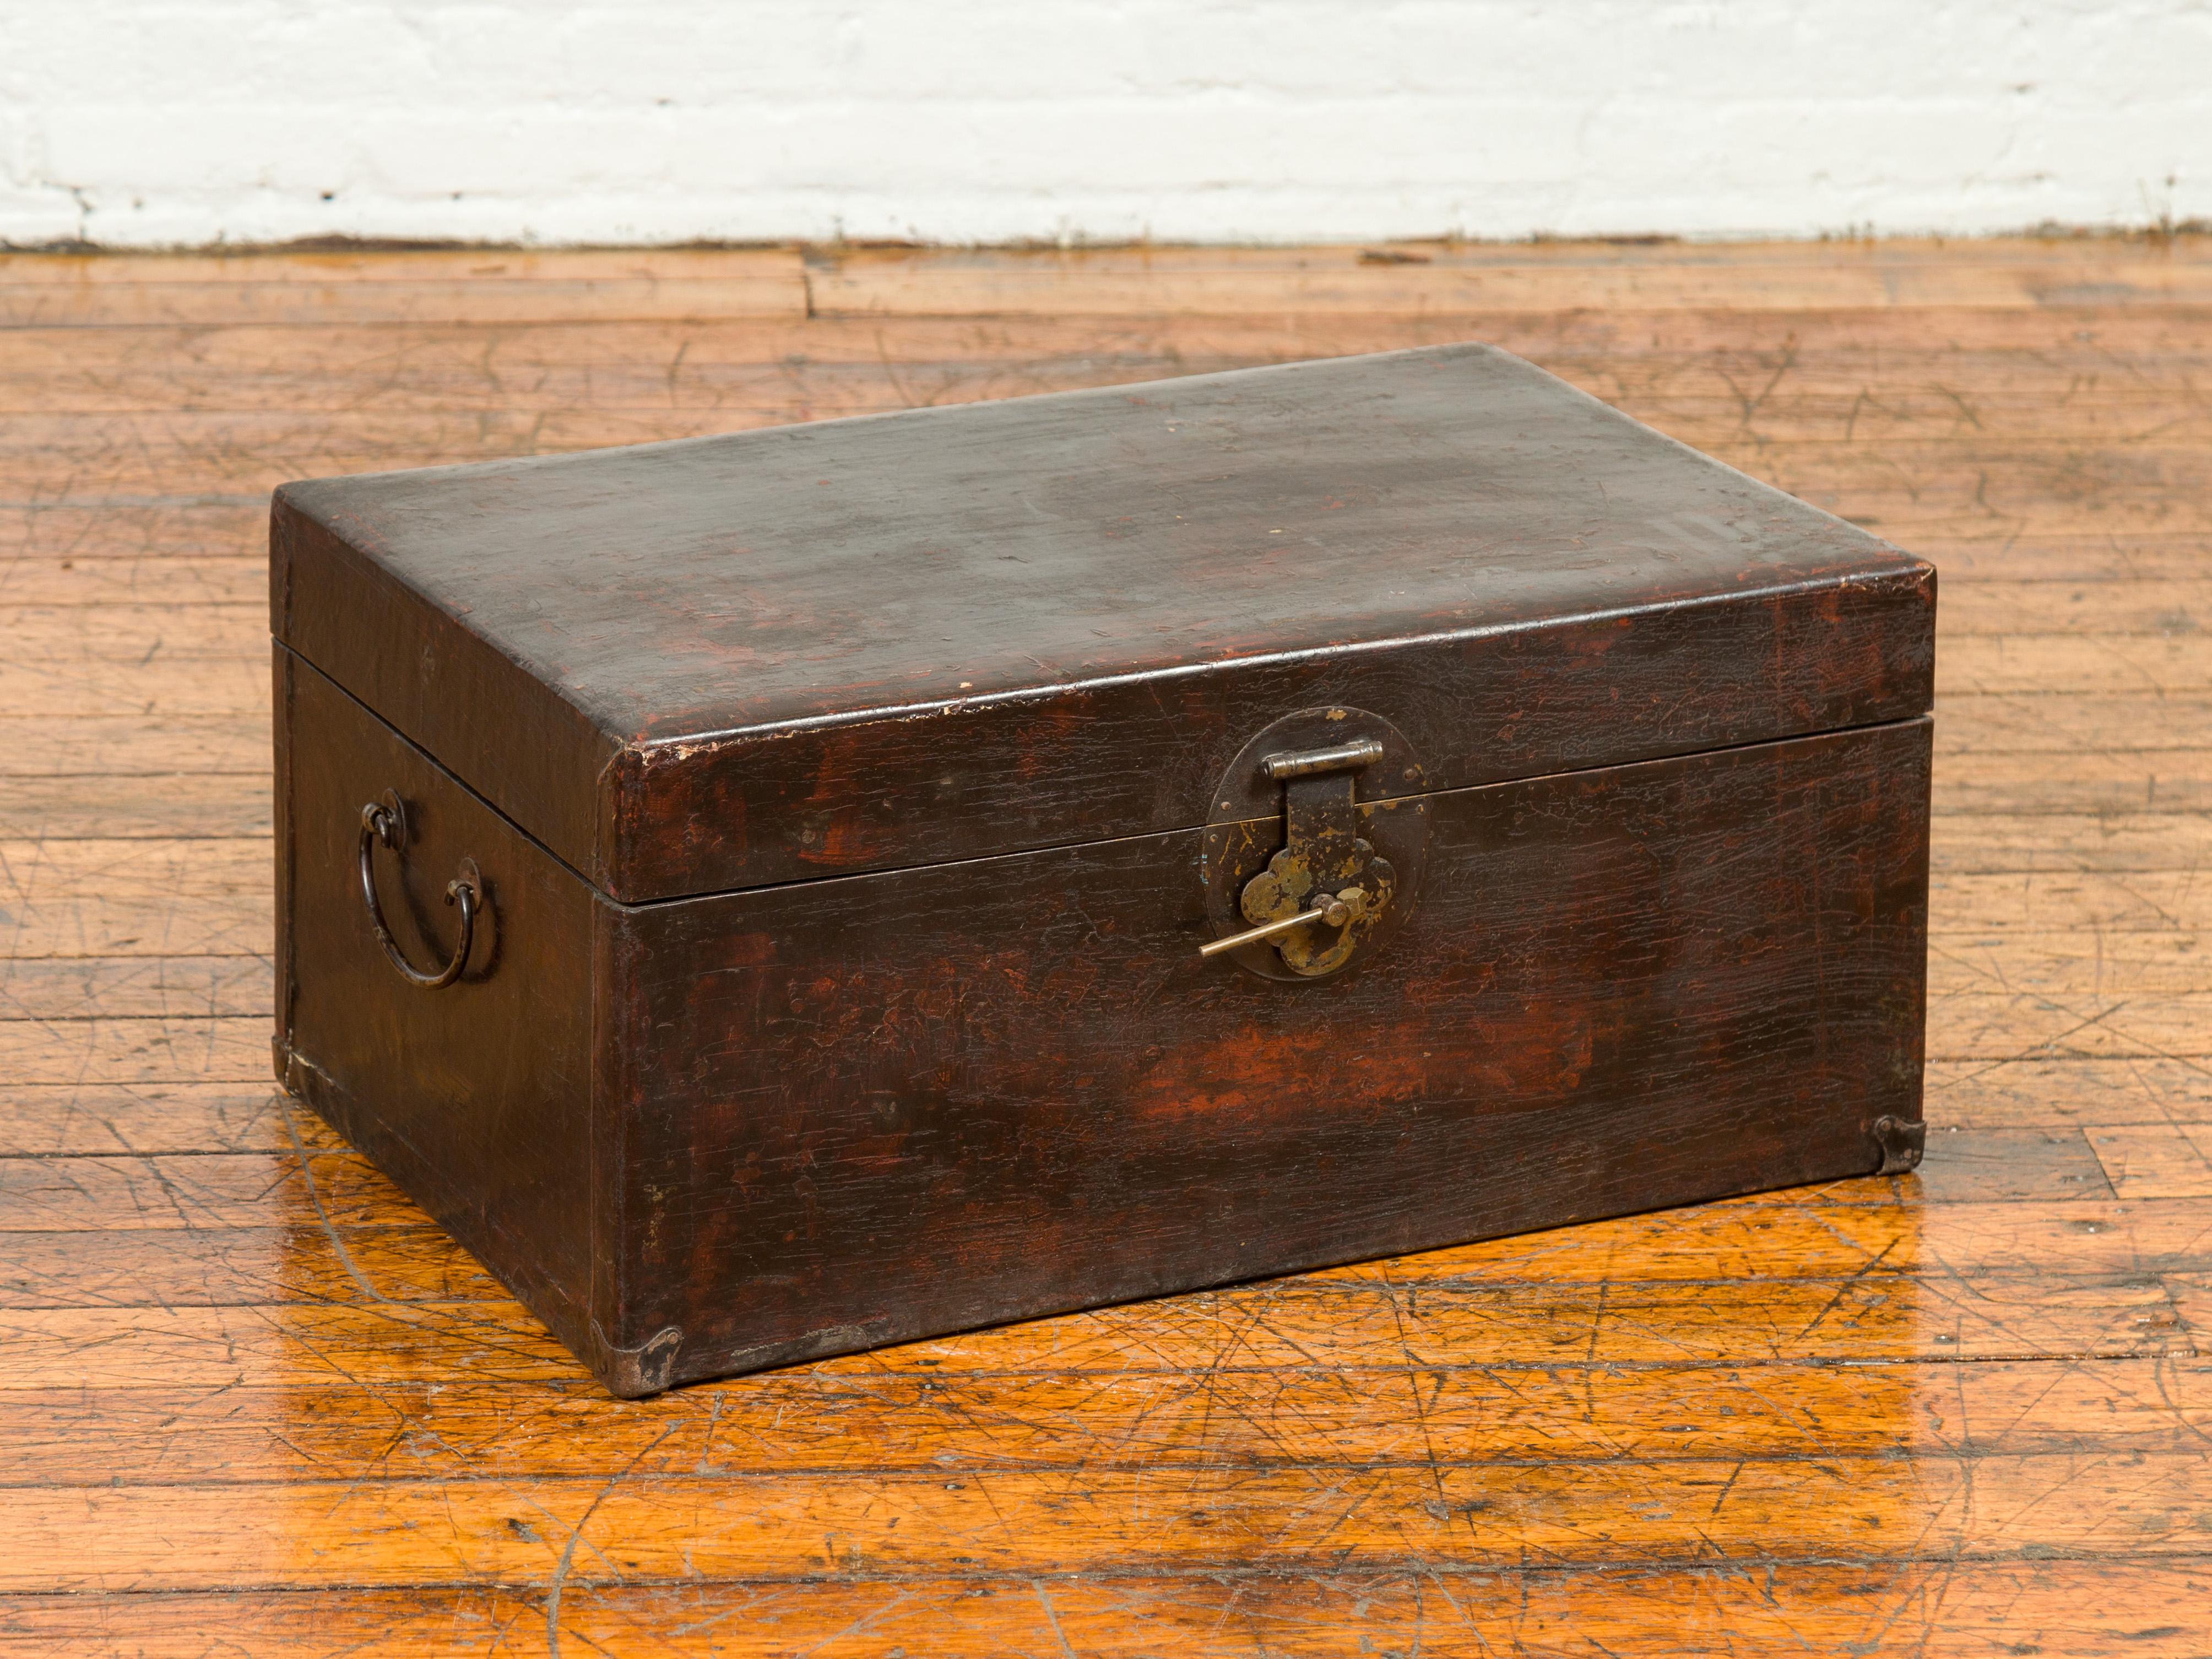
[357,790,480,990]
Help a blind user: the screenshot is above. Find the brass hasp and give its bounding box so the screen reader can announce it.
[1200,737,1397,976]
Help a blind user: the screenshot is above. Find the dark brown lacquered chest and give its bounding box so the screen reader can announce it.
[270,344,1933,1397]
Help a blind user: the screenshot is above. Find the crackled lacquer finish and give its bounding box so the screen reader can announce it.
[599,717,1930,1389]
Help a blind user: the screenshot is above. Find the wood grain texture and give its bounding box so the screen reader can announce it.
[0,1565,2205,1659]
[10,1174,2209,1305]
[1,235,2207,1651]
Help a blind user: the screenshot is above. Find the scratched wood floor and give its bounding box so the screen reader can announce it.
[4,240,2212,1656]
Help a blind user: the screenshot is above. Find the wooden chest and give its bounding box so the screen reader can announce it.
[270,344,1934,1397]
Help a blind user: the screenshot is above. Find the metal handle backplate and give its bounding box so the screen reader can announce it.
[357,790,481,990]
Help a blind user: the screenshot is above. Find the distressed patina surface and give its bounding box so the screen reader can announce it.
[268,338,1933,1395]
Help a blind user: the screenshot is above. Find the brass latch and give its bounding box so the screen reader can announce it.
[1200,736,1397,975]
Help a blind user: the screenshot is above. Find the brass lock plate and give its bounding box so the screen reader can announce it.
[1200,707,1432,982]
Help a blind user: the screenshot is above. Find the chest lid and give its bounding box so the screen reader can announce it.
[271,343,1934,905]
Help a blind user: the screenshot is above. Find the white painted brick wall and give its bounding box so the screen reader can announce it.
[2,0,2206,247]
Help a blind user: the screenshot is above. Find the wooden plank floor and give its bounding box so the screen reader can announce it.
[4,237,2212,1655]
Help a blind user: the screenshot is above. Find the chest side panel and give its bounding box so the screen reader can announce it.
[275,648,606,1362]
[604,717,1931,1385]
